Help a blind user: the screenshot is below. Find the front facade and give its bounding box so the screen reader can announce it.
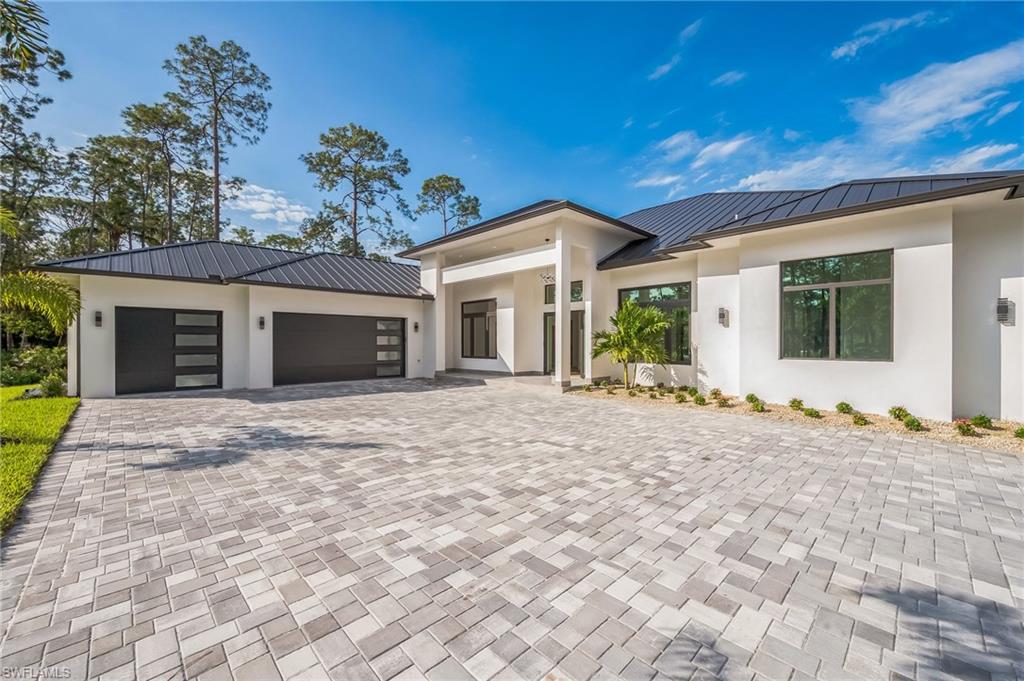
[39,171,1024,422]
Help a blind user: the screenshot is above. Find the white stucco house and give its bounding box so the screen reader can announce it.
[37,170,1024,422]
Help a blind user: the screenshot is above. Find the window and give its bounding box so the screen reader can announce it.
[618,283,691,364]
[175,313,218,327]
[462,299,497,359]
[175,354,218,367]
[780,249,892,360]
[175,333,217,347]
[544,281,583,304]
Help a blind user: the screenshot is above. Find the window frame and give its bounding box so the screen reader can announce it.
[461,298,498,360]
[616,282,692,366]
[544,281,583,305]
[778,248,894,362]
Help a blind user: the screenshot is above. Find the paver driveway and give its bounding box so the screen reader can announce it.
[1,378,1022,681]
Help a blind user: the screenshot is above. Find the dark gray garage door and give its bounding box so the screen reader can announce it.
[115,307,222,395]
[272,312,405,386]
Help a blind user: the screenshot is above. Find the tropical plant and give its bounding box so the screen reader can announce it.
[745,393,759,404]
[591,298,669,388]
[903,415,924,431]
[803,407,821,418]
[39,372,64,397]
[788,398,803,411]
[954,419,976,436]
[716,396,730,408]
[751,400,766,413]
[675,392,687,403]
[835,401,853,414]
[969,414,993,429]
[889,405,909,420]
[851,412,868,426]
[1015,426,1024,440]
[708,388,722,400]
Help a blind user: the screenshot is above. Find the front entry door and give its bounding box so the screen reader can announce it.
[543,311,585,376]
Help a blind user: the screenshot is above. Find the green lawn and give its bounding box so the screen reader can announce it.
[0,384,79,534]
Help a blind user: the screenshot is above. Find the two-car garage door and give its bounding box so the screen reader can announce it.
[114,307,405,395]
[272,312,405,385]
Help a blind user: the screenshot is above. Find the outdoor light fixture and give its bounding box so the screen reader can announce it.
[94,310,102,327]
[718,307,729,327]
[997,298,1015,326]
[258,316,265,330]
[413,322,419,332]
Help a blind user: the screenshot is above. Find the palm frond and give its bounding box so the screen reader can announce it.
[1,270,81,332]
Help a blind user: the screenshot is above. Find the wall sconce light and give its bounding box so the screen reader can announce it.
[94,310,102,327]
[718,307,730,327]
[257,316,265,330]
[997,297,1015,326]
[413,321,419,332]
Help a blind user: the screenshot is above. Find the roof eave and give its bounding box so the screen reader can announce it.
[653,174,1024,257]
[397,201,654,259]
[224,277,434,300]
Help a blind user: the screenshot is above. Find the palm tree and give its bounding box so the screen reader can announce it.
[591,298,670,388]
[1,208,80,333]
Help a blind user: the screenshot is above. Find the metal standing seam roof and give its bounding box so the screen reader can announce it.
[35,240,433,299]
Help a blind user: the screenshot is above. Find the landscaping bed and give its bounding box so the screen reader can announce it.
[573,383,1024,455]
[0,384,79,533]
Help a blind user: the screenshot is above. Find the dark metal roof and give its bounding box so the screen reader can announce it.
[397,199,654,258]
[36,240,432,300]
[229,253,430,299]
[600,170,1024,268]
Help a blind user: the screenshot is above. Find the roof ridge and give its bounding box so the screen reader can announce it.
[229,251,321,278]
[619,189,817,221]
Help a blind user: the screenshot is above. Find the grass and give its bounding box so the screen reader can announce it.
[1,384,79,534]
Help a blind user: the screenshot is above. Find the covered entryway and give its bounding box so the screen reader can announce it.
[272,312,405,386]
[115,307,222,395]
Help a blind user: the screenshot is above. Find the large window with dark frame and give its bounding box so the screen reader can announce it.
[461,299,497,359]
[544,281,583,305]
[780,249,893,361]
[617,283,691,365]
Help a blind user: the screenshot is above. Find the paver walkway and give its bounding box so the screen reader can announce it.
[1,378,1022,681]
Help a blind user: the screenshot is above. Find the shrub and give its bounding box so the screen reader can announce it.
[687,386,699,397]
[954,419,976,436]
[664,386,675,394]
[751,400,766,413]
[852,412,869,426]
[889,405,909,420]
[708,388,722,400]
[716,396,730,408]
[903,415,924,431]
[0,346,67,386]
[583,385,593,392]
[970,414,993,429]
[803,407,821,419]
[788,398,803,411]
[39,374,65,398]
[649,392,659,400]
[835,401,853,414]
[628,390,637,397]
[675,392,687,403]
[693,394,707,406]
[745,393,759,404]
[679,385,690,393]
[1015,426,1024,439]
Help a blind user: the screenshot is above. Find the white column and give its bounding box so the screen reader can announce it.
[582,247,596,381]
[419,253,447,377]
[554,225,572,386]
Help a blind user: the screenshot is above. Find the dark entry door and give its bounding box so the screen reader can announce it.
[115,307,222,395]
[272,312,405,386]
[543,311,584,375]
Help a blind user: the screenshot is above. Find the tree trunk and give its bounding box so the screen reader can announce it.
[212,108,220,240]
[624,364,630,389]
[164,150,174,243]
[350,183,359,257]
[88,188,97,252]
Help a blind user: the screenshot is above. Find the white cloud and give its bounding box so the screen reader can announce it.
[634,173,684,188]
[927,143,1020,173]
[783,129,802,142]
[831,11,937,59]
[656,130,701,161]
[623,117,634,129]
[711,70,746,86]
[852,40,1024,144]
[226,184,313,227]
[691,135,753,169]
[987,101,1020,126]
[648,54,681,81]
[679,19,703,43]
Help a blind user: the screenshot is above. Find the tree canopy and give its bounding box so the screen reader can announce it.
[416,174,481,235]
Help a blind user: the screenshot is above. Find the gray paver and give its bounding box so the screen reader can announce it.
[0,377,1021,681]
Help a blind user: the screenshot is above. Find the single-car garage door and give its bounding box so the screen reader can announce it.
[115,307,222,395]
[273,312,405,386]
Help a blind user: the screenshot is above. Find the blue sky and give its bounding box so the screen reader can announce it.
[35,2,1024,245]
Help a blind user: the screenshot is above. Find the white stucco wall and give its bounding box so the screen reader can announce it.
[450,276,515,372]
[695,249,740,395]
[246,285,426,389]
[952,201,1024,420]
[75,275,427,397]
[77,275,250,398]
[736,205,954,420]
[608,258,698,387]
